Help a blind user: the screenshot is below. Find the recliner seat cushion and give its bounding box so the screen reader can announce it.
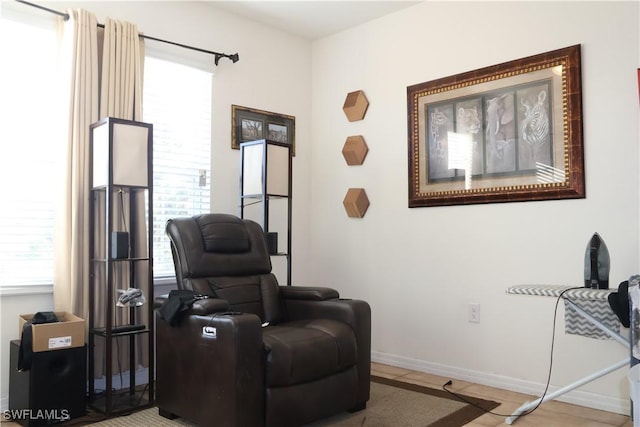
[263,319,357,387]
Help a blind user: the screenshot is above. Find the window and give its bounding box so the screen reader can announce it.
[0,14,212,288]
[142,56,212,279]
[0,11,60,290]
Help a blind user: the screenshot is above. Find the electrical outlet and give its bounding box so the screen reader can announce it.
[468,303,480,323]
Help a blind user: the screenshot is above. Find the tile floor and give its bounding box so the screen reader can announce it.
[371,362,632,427]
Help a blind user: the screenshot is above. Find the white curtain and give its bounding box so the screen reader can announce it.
[98,17,148,377]
[100,17,144,120]
[55,11,147,379]
[54,8,99,319]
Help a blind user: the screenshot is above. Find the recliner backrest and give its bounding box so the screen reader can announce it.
[166,213,286,323]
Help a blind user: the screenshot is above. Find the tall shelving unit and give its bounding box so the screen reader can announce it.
[239,139,292,285]
[88,117,154,415]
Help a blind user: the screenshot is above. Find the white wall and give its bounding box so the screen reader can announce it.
[309,1,639,414]
[1,0,638,416]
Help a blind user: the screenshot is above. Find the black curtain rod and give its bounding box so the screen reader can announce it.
[15,0,239,65]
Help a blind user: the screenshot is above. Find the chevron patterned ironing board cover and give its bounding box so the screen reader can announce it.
[507,284,620,339]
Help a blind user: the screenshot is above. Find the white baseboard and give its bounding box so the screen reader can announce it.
[372,350,629,416]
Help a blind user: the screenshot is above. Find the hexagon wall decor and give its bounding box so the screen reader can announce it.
[342,90,369,122]
[342,136,369,165]
[343,188,370,218]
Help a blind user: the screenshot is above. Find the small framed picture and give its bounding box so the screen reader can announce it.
[232,105,295,155]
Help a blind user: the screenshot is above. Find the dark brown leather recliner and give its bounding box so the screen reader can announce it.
[156,213,371,427]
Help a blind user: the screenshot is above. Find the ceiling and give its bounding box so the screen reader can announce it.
[209,1,421,40]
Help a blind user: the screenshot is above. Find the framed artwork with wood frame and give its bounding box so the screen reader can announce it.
[232,105,295,155]
[407,44,585,207]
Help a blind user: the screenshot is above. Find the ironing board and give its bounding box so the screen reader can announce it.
[505,284,629,425]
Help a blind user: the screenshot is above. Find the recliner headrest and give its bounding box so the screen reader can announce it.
[196,214,250,253]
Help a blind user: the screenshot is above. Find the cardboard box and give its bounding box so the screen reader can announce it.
[19,312,85,352]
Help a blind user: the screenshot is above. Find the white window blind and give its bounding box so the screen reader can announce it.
[142,56,212,279]
[0,12,59,289]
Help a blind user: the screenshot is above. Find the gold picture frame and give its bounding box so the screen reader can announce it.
[407,45,584,207]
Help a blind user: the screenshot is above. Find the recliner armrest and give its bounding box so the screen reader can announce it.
[280,285,339,301]
[188,298,230,315]
[282,296,372,408]
[155,311,264,426]
[154,294,230,315]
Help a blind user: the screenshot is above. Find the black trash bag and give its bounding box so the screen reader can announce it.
[608,281,630,328]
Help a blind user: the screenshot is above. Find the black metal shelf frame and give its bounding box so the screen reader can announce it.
[87,118,154,416]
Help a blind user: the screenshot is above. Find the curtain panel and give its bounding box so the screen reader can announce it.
[55,9,147,377]
[54,8,99,319]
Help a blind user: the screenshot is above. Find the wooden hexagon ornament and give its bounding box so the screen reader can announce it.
[342,90,369,122]
[343,188,370,218]
[342,136,369,166]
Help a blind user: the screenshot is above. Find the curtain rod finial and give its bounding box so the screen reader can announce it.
[214,53,240,66]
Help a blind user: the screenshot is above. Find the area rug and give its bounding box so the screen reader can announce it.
[86,376,499,427]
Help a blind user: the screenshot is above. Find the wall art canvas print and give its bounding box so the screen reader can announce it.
[407,45,584,207]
